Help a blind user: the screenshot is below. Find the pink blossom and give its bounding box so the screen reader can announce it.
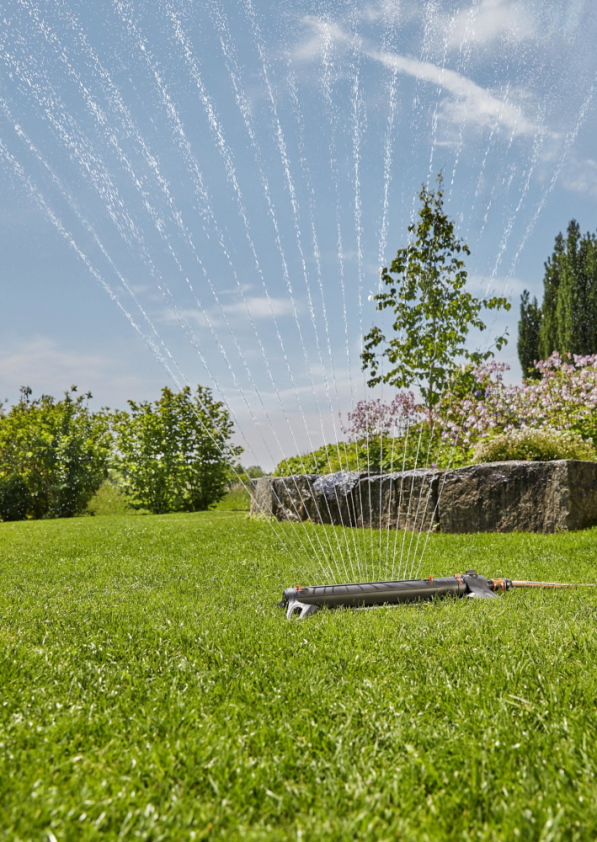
[441,352,597,446]
[341,392,421,439]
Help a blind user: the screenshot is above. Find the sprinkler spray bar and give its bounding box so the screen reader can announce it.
[280,570,595,619]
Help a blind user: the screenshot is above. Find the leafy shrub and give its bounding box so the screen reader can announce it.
[86,479,139,517]
[472,428,595,464]
[0,387,111,519]
[0,474,32,521]
[112,385,241,514]
[275,427,469,476]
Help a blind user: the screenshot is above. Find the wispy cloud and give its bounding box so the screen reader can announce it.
[162,296,297,328]
[0,337,110,395]
[295,17,538,137]
[467,273,527,297]
[0,337,158,406]
[223,296,297,319]
[446,0,536,49]
[562,156,597,198]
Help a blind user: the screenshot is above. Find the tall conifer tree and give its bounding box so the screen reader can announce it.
[517,291,542,379]
[537,233,564,360]
[521,221,597,370]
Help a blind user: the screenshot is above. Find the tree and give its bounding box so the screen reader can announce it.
[517,290,542,379]
[537,232,564,360]
[112,385,241,514]
[0,387,111,520]
[362,177,510,418]
[530,222,597,363]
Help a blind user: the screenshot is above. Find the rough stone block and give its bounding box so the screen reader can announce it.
[437,460,597,534]
[251,470,443,532]
[251,460,597,533]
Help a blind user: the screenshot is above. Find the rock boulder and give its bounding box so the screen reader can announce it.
[251,460,597,533]
[437,459,597,533]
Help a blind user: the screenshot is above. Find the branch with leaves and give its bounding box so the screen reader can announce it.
[362,176,510,421]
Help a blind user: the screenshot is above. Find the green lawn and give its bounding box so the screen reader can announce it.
[1,513,597,840]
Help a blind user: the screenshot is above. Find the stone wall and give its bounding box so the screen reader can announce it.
[250,460,597,533]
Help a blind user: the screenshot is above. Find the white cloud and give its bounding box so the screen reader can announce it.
[161,307,220,329]
[562,156,597,198]
[223,296,297,319]
[446,0,536,49]
[295,18,538,137]
[467,273,527,298]
[162,296,297,328]
[359,0,405,25]
[0,337,109,395]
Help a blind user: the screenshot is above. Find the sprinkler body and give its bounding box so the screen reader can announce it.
[281,570,509,619]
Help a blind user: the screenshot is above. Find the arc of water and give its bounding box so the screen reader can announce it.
[0,133,319,574]
[285,63,360,572]
[447,0,483,201]
[107,0,348,581]
[425,9,459,194]
[411,77,597,582]
[0,99,179,394]
[483,106,548,296]
[475,69,597,391]
[374,5,408,579]
[0,136,179,386]
[388,420,414,580]
[404,0,442,230]
[234,0,364,580]
[347,53,377,576]
[11,141,340,583]
[461,83,512,245]
[161,3,352,582]
[504,71,597,289]
[1,11,336,580]
[47,0,323,494]
[317,16,370,574]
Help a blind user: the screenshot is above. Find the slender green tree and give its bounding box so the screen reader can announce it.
[555,220,582,354]
[361,177,510,418]
[517,290,542,379]
[537,232,564,360]
[534,221,597,360]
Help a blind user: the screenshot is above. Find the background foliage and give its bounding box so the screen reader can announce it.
[0,385,242,521]
[0,387,110,521]
[362,178,509,414]
[112,385,240,515]
[518,220,597,375]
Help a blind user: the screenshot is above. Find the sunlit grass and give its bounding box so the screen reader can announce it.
[1,512,597,840]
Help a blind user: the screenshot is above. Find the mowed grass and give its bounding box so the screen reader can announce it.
[1,514,597,841]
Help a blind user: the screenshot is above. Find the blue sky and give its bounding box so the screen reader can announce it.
[1,0,597,468]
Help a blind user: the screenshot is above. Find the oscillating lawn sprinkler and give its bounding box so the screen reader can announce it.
[279,570,595,619]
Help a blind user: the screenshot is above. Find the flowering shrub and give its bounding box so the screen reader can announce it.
[341,392,420,440]
[441,353,597,448]
[472,428,595,464]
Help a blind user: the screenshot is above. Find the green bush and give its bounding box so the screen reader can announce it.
[112,385,240,515]
[472,427,596,464]
[274,428,469,476]
[214,483,251,511]
[86,479,139,517]
[0,387,110,519]
[0,473,32,521]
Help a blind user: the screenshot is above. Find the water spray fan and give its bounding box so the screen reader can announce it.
[279,571,595,619]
